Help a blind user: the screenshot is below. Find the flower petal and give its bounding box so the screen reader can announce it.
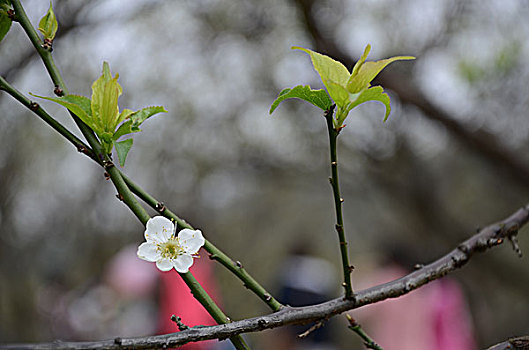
[137,242,159,262]
[178,229,205,254]
[173,255,194,273]
[145,216,174,243]
[156,258,173,271]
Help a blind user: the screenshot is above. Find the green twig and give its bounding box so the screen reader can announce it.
[345,314,383,350]
[11,0,102,156]
[180,273,250,349]
[0,76,96,161]
[120,172,284,312]
[9,3,249,348]
[324,105,353,298]
[0,72,282,314]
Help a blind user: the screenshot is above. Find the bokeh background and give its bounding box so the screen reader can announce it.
[1,0,529,348]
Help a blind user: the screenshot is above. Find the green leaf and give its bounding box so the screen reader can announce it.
[324,80,350,108]
[116,108,134,127]
[115,138,133,167]
[38,1,58,41]
[350,44,371,79]
[269,85,332,114]
[129,106,167,127]
[347,55,415,93]
[91,62,122,133]
[113,120,135,141]
[0,7,12,43]
[293,46,350,103]
[338,86,391,125]
[30,93,95,129]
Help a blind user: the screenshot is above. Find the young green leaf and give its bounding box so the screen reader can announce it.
[346,55,415,93]
[115,138,133,167]
[129,106,167,127]
[293,47,350,104]
[269,85,332,114]
[336,86,391,126]
[30,93,95,129]
[0,6,11,43]
[113,120,134,141]
[350,44,371,78]
[91,62,122,133]
[38,1,58,41]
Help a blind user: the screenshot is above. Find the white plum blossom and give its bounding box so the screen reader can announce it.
[137,216,205,273]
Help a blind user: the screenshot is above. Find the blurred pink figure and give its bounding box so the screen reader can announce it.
[354,265,476,350]
[106,245,221,349]
[157,257,220,349]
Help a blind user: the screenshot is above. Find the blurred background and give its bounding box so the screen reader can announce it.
[1,0,529,348]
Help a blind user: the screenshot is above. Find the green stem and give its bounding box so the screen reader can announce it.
[0,76,96,161]
[120,172,283,311]
[180,273,250,349]
[10,3,249,348]
[324,106,353,298]
[346,315,383,350]
[1,72,282,313]
[11,0,102,154]
[10,0,66,92]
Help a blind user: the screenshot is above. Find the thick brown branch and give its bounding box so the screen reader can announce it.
[2,204,527,350]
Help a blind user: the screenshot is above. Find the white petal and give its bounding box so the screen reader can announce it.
[173,255,194,273]
[145,216,174,243]
[156,258,173,271]
[178,229,205,254]
[137,242,160,262]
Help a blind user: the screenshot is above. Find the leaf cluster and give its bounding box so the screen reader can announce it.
[32,62,166,166]
[270,44,414,128]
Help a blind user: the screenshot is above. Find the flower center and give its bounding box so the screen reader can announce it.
[158,238,185,259]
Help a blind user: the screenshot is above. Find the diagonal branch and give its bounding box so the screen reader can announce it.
[2,204,527,349]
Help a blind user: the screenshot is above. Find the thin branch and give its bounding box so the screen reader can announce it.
[120,172,284,312]
[324,105,353,298]
[0,71,283,313]
[0,75,96,161]
[486,336,529,350]
[3,204,527,349]
[345,314,383,350]
[8,2,249,348]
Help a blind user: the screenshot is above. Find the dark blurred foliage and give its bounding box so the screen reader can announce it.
[1,0,528,348]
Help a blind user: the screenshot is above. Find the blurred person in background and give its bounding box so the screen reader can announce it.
[353,244,476,350]
[63,244,225,349]
[264,242,339,350]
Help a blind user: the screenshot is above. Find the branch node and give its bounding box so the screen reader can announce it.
[340,197,345,203]
[171,315,190,331]
[54,85,64,96]
[116,193,124,201]
[103,172,110,180]
[155,202,166,213]
[41,38,53,52]
[7,9,15,21]
[264,293,272,301]
[103,159,114,169]
[235,260,243,268]
[29,101,39,111]
[509,235,523,257]
[413,263,424,270]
